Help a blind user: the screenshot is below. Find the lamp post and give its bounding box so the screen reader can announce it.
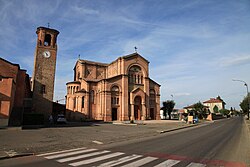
[233,79,249,119]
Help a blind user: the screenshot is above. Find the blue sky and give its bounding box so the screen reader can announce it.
[1,0,250,109]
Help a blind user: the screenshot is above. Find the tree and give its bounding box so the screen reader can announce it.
[162,100,175,120]
[240,94,249,115]
[213,105,219,113]
[219,109,230,116]
[193,102,208,119]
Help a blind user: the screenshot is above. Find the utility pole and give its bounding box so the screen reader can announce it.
[233,79,249,120]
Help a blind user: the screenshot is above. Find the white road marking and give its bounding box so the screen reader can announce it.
[186,162,206,167]
[154,159,180,167]
[57,150,109,163]
[92,140,104,145]
[97,154,143,167]
[44,148,95,159]
[37,147,86,157]
[6,150,18,157]
[37,148,209,167]
[69,152,124,166]
[120,156,158,167]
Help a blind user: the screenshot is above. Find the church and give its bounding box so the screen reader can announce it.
[66,53,161,121]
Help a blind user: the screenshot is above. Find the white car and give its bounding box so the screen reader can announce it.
[57,114,67,124]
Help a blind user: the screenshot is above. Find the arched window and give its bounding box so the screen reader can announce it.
[44,34,51,46]
[149,89,156,106]
[111,86,119,105]
[128,65,143,85]
[90,90,95,103]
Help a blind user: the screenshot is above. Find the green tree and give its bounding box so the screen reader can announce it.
[213,105,219,113]
[193,102,208,119]
[162,100,175,120]
[219,109,230,116]
[240,94,249,115]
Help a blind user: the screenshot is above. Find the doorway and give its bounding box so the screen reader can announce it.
[134,96,142,120]
[112,108,117,121]
[150,108,155,120]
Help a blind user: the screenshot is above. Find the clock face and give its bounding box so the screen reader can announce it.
[43,51,51,58]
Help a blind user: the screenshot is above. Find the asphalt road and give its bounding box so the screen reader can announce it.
[0,117,249,167]
[101,116,249,166]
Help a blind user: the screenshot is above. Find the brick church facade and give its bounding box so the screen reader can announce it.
[66,53,161,121]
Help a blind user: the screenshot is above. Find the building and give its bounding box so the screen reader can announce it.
[0,26,60,126]
[203,96,226,113]
[66,53,161,121]
[31,27,59,118]
[0,58,32,126]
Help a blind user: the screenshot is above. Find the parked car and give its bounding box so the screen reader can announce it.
[193,117,198,124]
[57,114,67,124]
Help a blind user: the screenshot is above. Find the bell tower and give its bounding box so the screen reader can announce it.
[32,26,59,116]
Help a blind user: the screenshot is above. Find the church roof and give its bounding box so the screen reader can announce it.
[78,59,109,66]
[120,52,149,64]
[75,52,149,69]
[66,81,81,85]
[149,78,161,87]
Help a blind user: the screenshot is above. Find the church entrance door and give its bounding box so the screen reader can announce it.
[134,96,142,120]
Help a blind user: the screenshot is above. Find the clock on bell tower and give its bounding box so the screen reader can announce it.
[32,26,59,116]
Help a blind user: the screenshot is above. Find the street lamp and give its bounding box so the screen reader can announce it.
[232,79,249,119]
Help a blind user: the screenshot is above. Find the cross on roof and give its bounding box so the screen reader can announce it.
[134,46,138,53]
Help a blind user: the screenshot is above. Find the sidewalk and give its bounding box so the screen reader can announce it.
[244,118,250,167]
[0,120,203,160]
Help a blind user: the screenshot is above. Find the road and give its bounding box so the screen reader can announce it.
[0,117,249,167]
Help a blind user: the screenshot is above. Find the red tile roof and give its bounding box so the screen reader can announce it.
[203,98,223,103]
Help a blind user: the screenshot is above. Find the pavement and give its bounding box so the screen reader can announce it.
[0,119,199,160]
[245,117,250,167]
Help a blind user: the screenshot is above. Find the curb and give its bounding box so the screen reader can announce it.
[0,153,34,160]
[158,124,199,133]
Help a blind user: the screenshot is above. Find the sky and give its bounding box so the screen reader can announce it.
[0,0,250,109]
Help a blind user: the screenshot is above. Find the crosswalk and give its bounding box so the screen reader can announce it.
[37,147,208,167]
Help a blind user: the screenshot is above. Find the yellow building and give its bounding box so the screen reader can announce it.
[203,96,226,113]
[66,53,161,121]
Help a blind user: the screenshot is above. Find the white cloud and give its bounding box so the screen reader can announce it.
[71,5,99,15]
[220,55,250,67]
